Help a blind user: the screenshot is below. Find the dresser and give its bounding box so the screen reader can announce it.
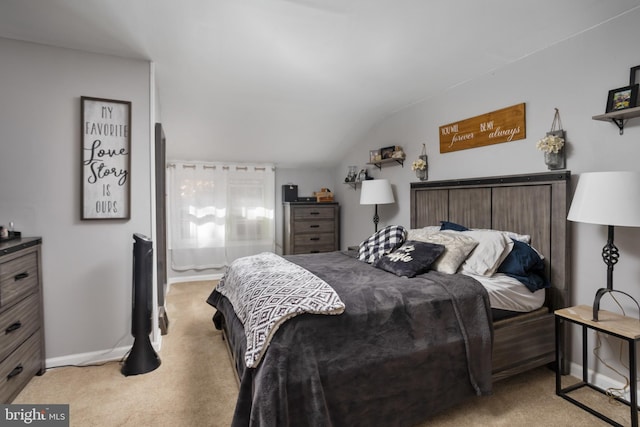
[283,203,339,255]
[0,237,44,403]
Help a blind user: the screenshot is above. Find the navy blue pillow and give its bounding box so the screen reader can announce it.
[498,239,542,275]
[497,239,549,292]
[440,221,469,231]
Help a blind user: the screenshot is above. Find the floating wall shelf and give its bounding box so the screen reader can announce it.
[592,106,640,135]
[366,157,405,170]
[344,181,360,190]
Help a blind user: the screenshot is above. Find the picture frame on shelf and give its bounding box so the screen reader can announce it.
[630,65,640,86]
[380,146,395,159]
[605,84,638,113]
[369,149,381,163]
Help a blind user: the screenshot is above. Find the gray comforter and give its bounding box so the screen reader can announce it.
[207,251,493,427]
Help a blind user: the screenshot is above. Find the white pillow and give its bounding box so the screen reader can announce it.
[412,231,478,274]
[407,226,440,241]
[473,228,531,244]
[459,230,514,276]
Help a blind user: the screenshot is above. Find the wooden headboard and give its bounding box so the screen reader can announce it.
[410,171,571,311]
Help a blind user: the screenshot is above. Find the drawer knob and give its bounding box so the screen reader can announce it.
[309,225,320,228]
[7,364,23,380]
[309,237,320,241]
[309,211,320,215]
[14,272,29,281]
[5,321,22,334]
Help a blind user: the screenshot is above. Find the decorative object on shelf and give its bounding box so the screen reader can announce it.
[412,144,428,181]
[345,166,358,183]
[360,179,395,232]
[567,171,640,321]
[369,150,381,163]
[536,108,565,170]
[439,103,526,153]
[357,168,369,182]
[631,65,640,85]
[605,84,638,113]
[380,146,395,159]
[391,147,405,159]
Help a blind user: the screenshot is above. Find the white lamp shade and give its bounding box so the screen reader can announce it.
[360,179,395,205]
[567,171,640,227]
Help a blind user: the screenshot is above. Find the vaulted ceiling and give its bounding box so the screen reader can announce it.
[2,0,640,167]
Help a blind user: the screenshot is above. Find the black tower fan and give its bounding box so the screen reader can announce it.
[122,233,161,376]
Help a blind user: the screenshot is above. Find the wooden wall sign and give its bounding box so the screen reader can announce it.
[439,103,526,153]
[81,96,131,220]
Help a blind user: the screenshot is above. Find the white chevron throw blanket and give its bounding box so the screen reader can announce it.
[216,252,345,368]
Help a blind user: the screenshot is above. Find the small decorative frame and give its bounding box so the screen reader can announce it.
[630,65,640,86]
[380,146,395,159]
[605,84,638,113]
[369,149,380,163]
[81,96,131,220]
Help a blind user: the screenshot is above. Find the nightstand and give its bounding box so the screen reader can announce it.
[555,305,640,427]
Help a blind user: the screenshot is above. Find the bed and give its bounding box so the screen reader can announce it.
[207,171,571,426]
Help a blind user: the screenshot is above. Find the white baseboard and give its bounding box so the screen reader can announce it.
[167,274,223,294]
[568,361,636,402]
[167,273,223,285]
[45,338,162,369]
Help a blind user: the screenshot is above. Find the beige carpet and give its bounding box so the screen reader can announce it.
[14,281,634,426]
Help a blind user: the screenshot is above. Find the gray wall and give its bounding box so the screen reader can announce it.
[0,38,153,364]
[333,8,640,391]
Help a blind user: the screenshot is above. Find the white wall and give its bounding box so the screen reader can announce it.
[0,38,153,364]
[333,8,640,388]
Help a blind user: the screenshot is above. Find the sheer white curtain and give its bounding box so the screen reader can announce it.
[167,161,275,271]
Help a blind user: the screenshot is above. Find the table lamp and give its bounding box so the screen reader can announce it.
[567,171,640,321]
[360,179,395,232]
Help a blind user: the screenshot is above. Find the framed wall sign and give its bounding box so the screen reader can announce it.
[439,103,526,153]
[81,96,131,220]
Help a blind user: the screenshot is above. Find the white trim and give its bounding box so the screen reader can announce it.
[149,61,160,343]
[168,273,223,286]
[45,339,162,370]
[568,361,636,402]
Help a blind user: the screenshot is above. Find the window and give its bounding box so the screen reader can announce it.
[168,162,274,270]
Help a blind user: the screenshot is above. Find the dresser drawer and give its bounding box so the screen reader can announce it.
[293,243,336,254]
[0,294,40,362]
[0,332,42,403]
[293,233,336,247]
[293,206,336,220]
[293,220,335,234]
[0,251,39,309]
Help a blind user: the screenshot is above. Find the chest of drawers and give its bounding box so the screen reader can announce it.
[283,203,339,255]
[0,238,44,403]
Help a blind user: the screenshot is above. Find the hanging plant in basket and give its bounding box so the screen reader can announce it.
[536,108,566,170]
[412,144,428,181]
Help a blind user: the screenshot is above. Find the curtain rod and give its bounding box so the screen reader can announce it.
[166,162,275,171]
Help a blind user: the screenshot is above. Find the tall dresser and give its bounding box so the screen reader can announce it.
[0,237,44,403]
[283,202,339,255]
